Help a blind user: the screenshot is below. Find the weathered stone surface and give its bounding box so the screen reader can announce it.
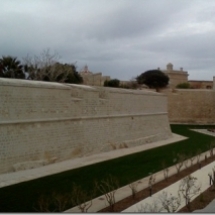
[166,89,215,124]
[12,160,47,171]
[0,78,172,174]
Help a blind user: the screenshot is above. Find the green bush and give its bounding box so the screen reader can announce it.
[176,82,190,89]
[104,79,120,88]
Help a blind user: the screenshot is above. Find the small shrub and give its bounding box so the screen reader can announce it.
[208,141,215,157]
[175,153,186,174]
[95,175,119,212]
[179,175,201,212]
[176,82,190,89]
[196,149,202,168]
[104,79,120,88]
[71,183,94,213]
[199,193,204,202]
[189,155,196,167]
[148,173,156,196]
[184,155,189,169]
[128,182,139,199]
[138,201,161,212]
[162,161,169,181]
[159,191,181,212]
[34,192,71,212]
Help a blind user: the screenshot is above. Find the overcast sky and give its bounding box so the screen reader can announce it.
[1,0,215,81]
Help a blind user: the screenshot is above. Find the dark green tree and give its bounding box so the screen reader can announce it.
[25,62,83,84]
[104,79,120,88]
[0,56,25,79]
[23,48,82,84]
[64,64,83,84]
[136,70,169,91]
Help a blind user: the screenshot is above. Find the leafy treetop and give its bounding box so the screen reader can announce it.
[104,79,120,88]
[136,70,169,91]
[0,56,25,79]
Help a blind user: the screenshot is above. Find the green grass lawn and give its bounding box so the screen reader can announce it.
[0,124,215,212]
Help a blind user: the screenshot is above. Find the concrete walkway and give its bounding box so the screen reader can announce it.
[0,133,185,189]
[123,158,215,212]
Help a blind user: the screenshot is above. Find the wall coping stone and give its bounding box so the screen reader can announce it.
[0,78,70,90]
[0,112,168,125]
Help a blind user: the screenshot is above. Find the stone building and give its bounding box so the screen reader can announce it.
[188,80,213,89]
[159,63,213,89]
[160,63,189,88]
[79,65,110,86]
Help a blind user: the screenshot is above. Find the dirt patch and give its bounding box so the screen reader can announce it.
[179,187,215,212]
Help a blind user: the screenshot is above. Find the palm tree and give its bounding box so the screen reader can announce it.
[0,56,25,79]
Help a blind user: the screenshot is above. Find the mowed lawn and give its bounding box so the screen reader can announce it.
[0,124,214,212]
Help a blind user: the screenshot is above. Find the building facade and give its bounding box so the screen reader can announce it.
[79,65,110,86]
[161,63,189,88]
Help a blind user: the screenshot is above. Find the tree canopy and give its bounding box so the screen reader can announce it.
[25,62,83,84]
[0,50,83,84]
[0,56,25,79]
[23,49,83,84]
[136,70,169,91]
[104,79,120,88]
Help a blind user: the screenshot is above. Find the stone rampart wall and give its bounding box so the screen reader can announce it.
[167,89,215,123]
[0,78,172,174]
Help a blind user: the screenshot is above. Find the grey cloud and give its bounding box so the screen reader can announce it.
[78,0,193,42]
[0,0,215,81]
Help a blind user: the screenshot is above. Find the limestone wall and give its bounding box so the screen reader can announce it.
[188,80,213,89]
[0,78,172,174]
[80,72,110,86]
[167,89,215,123]
[162,71,188,88]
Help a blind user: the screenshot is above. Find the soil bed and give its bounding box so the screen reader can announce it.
[99,155,215,212]
[179,186,215,212]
